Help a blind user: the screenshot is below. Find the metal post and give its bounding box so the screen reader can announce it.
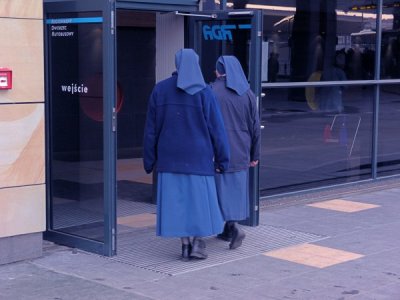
[372,0,383,179]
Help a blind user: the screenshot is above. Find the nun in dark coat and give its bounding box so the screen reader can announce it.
[143,49,230,261]
[211,55,261,250]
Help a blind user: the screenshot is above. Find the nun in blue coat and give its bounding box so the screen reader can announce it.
[211,56,261,250]
[143,49,230,261]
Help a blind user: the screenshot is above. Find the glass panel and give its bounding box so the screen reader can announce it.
[381,1,400,79]
[116,12,156,214]
[252,0,377,83]
[196,17,252,83]
[378,84,400,176]
[260,84,373,196]
[47,12,105,241]
[193,14,260,225]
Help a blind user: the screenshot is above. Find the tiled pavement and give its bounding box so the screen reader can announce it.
[1,186,400,299]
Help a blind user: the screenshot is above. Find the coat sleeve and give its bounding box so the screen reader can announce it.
[143,89,158,174]
[203,87,230,172]
[247,90,261,162]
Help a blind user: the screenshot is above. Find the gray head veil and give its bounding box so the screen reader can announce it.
[216,56,250,96]
[175,49,206,95]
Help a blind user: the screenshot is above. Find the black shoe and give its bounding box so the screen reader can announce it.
[190,238,208,259]
[217,223,233,242]
[181,244,192,261]
[229,226,245,250]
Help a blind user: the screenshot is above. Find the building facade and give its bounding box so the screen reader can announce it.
[1,0,399,263]
[0,0,45,264]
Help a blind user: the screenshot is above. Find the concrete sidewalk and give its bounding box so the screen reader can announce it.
[1,185,400,300]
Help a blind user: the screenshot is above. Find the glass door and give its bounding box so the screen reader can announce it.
[188,9,262,226]
[44,0,116,256]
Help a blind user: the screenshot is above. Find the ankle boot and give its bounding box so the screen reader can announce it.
[229,224,245,250]
[217,222,233,242]
[190,238,208,259]
[181,244,192,261]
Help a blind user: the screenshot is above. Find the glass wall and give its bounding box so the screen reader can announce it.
[380,1,400,79]
[377,1,400,176]
[253,0,377,84]
[260,85,373,195]
[378,84,400,176]
[243,0,400,196]
[48,12,106,240]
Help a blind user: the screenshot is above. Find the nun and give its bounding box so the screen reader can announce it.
[143,49,230,261]
[211,55,261,249]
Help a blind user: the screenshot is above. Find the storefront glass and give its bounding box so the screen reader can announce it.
[48,12,106,241]
[251,0,377,83]
[378,84,400,176]
[381,1,400,79]
[251,0,385,196]
[260,85,373,195]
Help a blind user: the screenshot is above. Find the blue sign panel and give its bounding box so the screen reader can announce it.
[203,24,251,41]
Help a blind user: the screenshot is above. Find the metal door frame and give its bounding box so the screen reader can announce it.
[44,0,116,256]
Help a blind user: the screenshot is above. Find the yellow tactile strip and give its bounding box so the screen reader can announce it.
[117,213,156,228]
[263,244,364,268]
[307,199,380,212]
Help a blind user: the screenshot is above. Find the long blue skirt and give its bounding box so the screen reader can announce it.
[215,170,249,221]
[156,172,224,237]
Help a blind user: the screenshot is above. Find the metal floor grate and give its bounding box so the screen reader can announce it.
[108,225,327,276]
[53,197,328,275]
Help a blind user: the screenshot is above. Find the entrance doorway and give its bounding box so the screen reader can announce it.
[44,0,262,256]
[114,9,184,240]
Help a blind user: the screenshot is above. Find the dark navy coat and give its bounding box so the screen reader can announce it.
[143,73,230,176]
[211,77,260,172]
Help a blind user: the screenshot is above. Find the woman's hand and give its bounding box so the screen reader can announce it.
[249,160,259,167]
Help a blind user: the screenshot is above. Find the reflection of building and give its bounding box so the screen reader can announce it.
[248,1,400,196]
[266,8,378,82]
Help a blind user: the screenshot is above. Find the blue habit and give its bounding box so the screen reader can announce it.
[156,172,224,237]
[215,170,249,221]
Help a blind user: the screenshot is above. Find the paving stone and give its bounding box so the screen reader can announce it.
[32,250,166,289]
[0,262,150,300]
[1,183,400,300]
[315,222,400,254]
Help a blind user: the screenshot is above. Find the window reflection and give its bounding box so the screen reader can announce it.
[252,0,377,83]
[260,85,373,195]
[381,1,400,79]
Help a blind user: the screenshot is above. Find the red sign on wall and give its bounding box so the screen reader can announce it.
[0,68,12,90]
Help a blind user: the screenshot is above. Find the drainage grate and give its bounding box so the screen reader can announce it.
[109,225,327,276]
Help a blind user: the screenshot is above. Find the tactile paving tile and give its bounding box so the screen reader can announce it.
[263,243,364,268]
[307,199,380,212]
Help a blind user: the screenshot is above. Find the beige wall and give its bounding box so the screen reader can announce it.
[0,0,45,238]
